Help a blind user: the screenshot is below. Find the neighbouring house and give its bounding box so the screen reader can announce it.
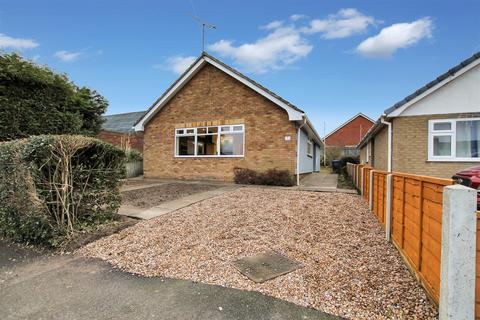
[133,52,323,182]
[323,113,374,157]
[97,111,145,152]
[358,51,480,179]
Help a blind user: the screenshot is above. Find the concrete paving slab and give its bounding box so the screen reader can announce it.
[119,186,239,220]
[232,251,303,283]
[301,173,338,189]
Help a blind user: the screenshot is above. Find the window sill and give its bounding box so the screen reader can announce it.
[427,158,480,163]
[174,155,244,158]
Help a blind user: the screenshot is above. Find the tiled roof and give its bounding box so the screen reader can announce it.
[135,52,305,128]
[358,51,480,149]
[102,111,146,133]
[384,51,480,115]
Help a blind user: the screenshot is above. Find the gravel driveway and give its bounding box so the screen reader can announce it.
[79,188,437,319]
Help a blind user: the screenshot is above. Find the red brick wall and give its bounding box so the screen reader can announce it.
[96,130,144,153]
[325,116,374,147]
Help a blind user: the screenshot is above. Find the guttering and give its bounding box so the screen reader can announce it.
[380,115,392,172]
[297,117,307,186]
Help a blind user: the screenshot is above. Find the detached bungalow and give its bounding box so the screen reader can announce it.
[358,51,480,178]
[133,53,323,182]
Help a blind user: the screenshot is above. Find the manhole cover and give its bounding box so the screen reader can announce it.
[232,251,303,283]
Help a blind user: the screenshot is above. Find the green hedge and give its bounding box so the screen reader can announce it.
[0,135,125,246]
[0,53,108,141]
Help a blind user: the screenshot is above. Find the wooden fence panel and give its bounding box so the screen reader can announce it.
[356,164,364,190]
[390,172,454,302]
[126,160,143,178]
[372,171,387,225]
[391,175,406,247]
[363,167,372,201]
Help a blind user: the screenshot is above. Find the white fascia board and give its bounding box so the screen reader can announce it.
[388,59,480,117]
[302,117,323,147]
[203,56,304,121]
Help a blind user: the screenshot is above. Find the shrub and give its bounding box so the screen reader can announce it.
[125,149,143,162]
[0,135,125,247]
[0,53,108,141]
[233,168,260,185]
[324,146,343,166]
[340,155,360,167]
[261,169,295,186]
[233,167,295,187]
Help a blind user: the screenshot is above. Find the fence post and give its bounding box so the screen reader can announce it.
[360,167,365,195]
[385,174,393,241]
[353,165,357,187]
[369,170,374,210]
[439,185,476,320]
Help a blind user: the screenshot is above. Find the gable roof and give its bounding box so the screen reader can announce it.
[102,111,146,133]
[357,51,480,148]
[384,51,480,117]
[323,113,375,140]
[133,52,305,132]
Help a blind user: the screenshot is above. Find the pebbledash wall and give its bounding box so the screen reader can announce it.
[143,64,299,181]
[361,113,480,178]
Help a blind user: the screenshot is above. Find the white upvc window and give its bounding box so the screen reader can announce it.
[307,139,313,157]
[428,118,480,162]
[175,124,244,157]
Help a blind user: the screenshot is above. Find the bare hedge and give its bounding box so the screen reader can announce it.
[0,135,125,246]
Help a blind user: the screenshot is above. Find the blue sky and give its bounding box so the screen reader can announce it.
[1,0,479,134]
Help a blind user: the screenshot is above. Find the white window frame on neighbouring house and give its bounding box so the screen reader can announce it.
[174,124,245,158]
[307,139,313,158]
[428,118,480,162]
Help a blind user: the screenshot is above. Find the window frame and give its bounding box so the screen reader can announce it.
[174,124,245,158]
[307,139,313,158]
[428,118,480,162]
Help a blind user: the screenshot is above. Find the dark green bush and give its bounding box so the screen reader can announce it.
[233,167,295,187]
[125,149,143,162]
[261,169,295,186]
[339,155,360,167]
[0,53,107,141]
[0,135,125,246]
[233,168,260,185]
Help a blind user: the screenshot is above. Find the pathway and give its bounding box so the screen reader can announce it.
[119,185,238,220]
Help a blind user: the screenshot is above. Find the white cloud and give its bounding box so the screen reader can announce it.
[54,50,84,62]
[208,26,312,74]
[261,20,284,30]
[160,55,197,75]
[357,17,433,58]
[301,8,376,39]
[290,14,308,22]
[0,33,38,50]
